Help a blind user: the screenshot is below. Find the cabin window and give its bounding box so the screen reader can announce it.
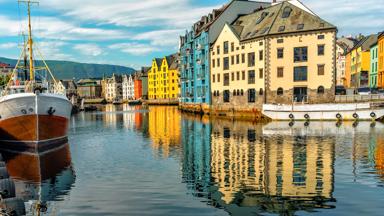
[318,86,325,94]
[277,88,284,95]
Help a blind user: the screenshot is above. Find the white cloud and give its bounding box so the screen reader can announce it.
[74,44,103,57]
[109,43,160,56]
[0,42,18,49]
[133,29,183,47]
[35,40,73,60]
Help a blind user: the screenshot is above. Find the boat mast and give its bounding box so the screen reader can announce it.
[19,0,39,81]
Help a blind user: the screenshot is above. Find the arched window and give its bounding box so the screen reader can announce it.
[318,86,325,94]
[237,89,240,96]
[217,91,220,97]
[241,89,244,96]
[233,90,237,96]
[282,7,292,18]
[213,91,216,97]
[259,88,264,95]
[277,87,284,96]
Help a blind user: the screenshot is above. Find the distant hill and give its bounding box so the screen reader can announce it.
[0,57,135,80]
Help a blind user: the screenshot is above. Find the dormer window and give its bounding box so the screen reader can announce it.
[282,7,292,18]
[297,24,304,30]
[256,12,269,24]
[260,27,269,35]
[278,26,285,32]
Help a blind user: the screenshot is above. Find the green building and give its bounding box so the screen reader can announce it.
[370,43,378,88]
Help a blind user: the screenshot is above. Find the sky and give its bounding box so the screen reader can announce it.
[0,0,383,69]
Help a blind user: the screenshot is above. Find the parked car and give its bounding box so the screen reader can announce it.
[370,88,379,94]
[335,85,346,95]
[357,87,371,95]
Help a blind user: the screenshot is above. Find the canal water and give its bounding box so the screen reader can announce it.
[2,104,384,215]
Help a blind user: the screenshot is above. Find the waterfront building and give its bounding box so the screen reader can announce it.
[345,52,352,88]
[179,0,270,106]
[378,32,384,88]
[105,74,123,102]
[138,67,150,100]
[148,54,179,100]
[77,79,102,98]
[336,37,357,87]
[122,74,135,101]
[61,79,77,98]
[370,42,379,88]
[210,0,337,108]
[350,34,378,89]
[0,62,13,76]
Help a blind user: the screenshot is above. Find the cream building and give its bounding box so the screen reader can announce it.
[210,0,337,108]
[105,74,123,102]
[122,74,135,101]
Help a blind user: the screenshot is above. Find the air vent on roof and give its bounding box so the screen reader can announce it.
[282,7,292,18]
[278,26,285,32]
[297,24,304,30]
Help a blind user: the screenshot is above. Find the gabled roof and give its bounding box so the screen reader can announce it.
[230,0,336,42]
[351,34,378,52]
[155,58,163,68]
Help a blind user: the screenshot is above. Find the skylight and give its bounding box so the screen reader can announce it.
[278,26,285,32]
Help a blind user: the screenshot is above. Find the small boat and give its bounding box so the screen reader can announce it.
[84,105,98,112]
[112,98,123,105]
[262,103,384,121]
[0,1,72,152]
[128,99,142,105]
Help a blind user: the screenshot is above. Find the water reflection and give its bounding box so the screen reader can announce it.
[0,144,75,215]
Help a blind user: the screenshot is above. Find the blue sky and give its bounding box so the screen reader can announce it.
[0,0,383,69]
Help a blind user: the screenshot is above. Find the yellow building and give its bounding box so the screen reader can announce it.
[378,32,384,88]
[349,34,378,88]
[210,0,337,107]
[148,54,179,100]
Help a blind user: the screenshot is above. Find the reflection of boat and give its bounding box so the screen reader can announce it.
[0,1,72,152]
[84,105,98,112]
[263,103,384,121]
[0,143,75,215]
[112,98,123,105]
[128,99,142,105]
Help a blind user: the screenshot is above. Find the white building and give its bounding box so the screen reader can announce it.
[336,37,357,86]
[122,74,135,101]
[105,74,122,102]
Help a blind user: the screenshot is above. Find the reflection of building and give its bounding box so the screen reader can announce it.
[122,75,134,101]
[77,79,102,98]
[122,104,134,129]
[148,106,181,157]
[105,74,123,102]
[104,104,117,127]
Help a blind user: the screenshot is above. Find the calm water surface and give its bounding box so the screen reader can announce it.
[3,104,384,215]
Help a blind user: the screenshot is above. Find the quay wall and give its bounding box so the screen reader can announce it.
[144,99,179,106]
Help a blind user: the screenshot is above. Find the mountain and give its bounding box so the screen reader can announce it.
[0,57,135,80]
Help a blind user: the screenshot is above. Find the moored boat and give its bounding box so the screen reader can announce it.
[262,102,384,121]
[0,1,72,152]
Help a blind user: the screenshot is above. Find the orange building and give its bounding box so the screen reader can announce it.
[378,32,384,88]
[134,79,142,99]
[345,52,352,88]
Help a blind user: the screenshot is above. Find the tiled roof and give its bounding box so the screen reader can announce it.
[351,34,378,52]
[230,0,336,42]
[155,58,163,68]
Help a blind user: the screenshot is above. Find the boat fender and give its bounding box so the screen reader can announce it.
[47,107,56,115]
[370,112,376,118]
[304,114,310,119]
[304,121,310,127]
[34,87,42,95]
[289,121,294,127]
[289,113,294,119]
[353,113,359,119]
[21,109,27,115]
[336,113,342,119]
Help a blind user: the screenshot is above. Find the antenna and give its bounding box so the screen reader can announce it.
[18,0,39,81]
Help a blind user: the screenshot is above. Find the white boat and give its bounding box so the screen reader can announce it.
[0,1,72,152]
[262,103,384,121]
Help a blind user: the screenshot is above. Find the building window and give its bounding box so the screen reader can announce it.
[248,89,256,103]
[242,71,245,80]
[224,41,229,54]
[318,45,325,56]
[294,47,308,62]
[297,24,304,30]
[212,74,216,83]
[217,58,220,67]
[241,45,245,49]
[278,26,285,32]
[259,88,263,95]
[277,38,284,43]
[248,70,255,84]
[241,89,244,96]
[259,50,263,61]
[277,67,284,77]
[236,55,240,64]
[277,48,284,59]
[294,66,308,82]
[259,68,263,79]
[277,87,284,95]
[218,74,221,82]
[231,56,234,65]
[233,89,236,96]
[223,57,229,70]
[318,34,325,39]
[236,71,240,80]
[241,53,245,63]
[223,90,230,103]
[217,46,220,55]
[224,73,230,86]
[231,42,234,52]
[248,52,255,67]
[318,64,325,75]
[282,6,292,18]
[318,86,325,94]
[231,72,235,81]
[212,59,215,68]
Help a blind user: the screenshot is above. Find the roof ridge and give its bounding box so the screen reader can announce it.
[266,1,285,35]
